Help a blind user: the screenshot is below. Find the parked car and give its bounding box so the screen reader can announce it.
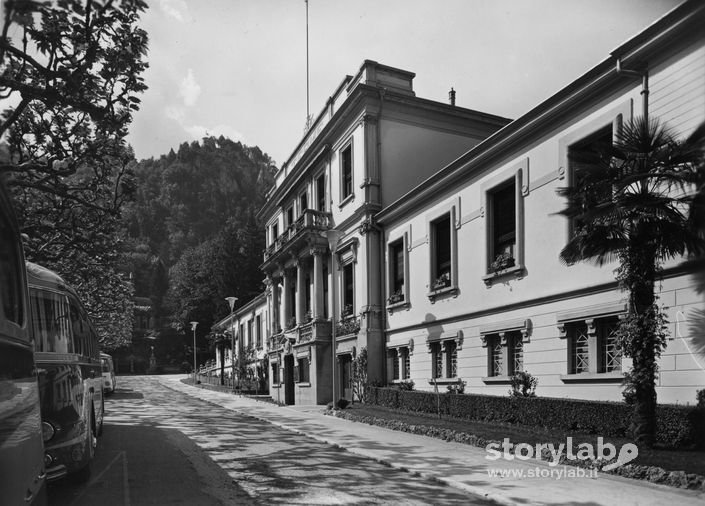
[100,352,117,394]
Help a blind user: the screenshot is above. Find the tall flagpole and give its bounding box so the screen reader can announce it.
[305,0,310,130]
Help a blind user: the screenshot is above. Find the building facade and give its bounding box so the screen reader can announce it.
[257,61,510,405]
[378,0,705,405]
[226,1,703,406]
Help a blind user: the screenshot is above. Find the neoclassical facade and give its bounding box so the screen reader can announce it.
[225,1,703,406]
[257,61,510,405]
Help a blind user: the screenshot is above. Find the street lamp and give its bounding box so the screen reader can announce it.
[325,229,343,406]
[190,321,198,385]
[225,297,238,392]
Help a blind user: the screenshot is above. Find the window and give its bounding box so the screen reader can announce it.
[446,340,458,378]
[557,305,625,380]
[568,127,613,236]
[481,319,530,380]
[272,363,279,384]
[342,262,354,317]
[340,143,353,200]
[0,209,24,326]
[488,336,503,377]
[390,348,400,380]
[297,357,310,383]
[489,182,516,269]
[286,206,295,228]
[247,320,253,348]
[316,173,326,211]
[432,214,451,290]
[272,223,278,241]
[389,239,405,304]
[403,348,411,380]
[255,315,262,347]
[299,192,308,213]
[431,342,442,379]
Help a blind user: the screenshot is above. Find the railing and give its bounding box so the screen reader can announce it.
[263,209,332,260]
[336,316,361,337]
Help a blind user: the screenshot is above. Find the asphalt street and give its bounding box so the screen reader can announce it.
[48,376,494,505]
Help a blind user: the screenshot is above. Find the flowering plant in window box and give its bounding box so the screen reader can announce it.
[303,310,313,323]
[388,289,404,305]
[490,251,515,273]
[432,272,451,291]
[285,316,297,330]
[341,303,354,318]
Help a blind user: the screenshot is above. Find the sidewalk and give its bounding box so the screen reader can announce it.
[157,375,705,506]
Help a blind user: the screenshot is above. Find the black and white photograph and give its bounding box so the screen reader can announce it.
[1,1,704,504]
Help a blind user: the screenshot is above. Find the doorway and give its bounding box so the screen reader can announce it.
[284,354,295,405]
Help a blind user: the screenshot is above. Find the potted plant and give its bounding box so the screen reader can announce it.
[432,272,450,291]
[490,251,515,273]
[388,288,404,304]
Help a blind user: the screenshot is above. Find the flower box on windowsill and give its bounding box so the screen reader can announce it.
[482,264,524,286]
[388,293,405,305]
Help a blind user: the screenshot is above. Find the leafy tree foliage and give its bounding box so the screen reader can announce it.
[1,0,149,350]
[558,117,705,447]
[124,137,276,335]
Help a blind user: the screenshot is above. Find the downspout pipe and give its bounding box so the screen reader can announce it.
[616,58,649,123]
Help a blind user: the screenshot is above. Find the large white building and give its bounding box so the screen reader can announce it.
[220,0,704,406]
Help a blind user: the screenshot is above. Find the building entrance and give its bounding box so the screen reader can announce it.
[284,354,295,405]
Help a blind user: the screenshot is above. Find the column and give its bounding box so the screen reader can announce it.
[281,271,291,330]
[296,260,305,325]
[312,248,324,320]
[270,275,280,334]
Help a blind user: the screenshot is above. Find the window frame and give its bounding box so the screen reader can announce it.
[481,159,527,286]
[426,199,459,301]
[481,318,531,383]
[339,140,354,204]
[557,302,626,382]
[386,226,410,311]
[315,172,326,212]
[426,331,463,384]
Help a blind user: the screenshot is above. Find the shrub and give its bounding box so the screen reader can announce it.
[446,378,466,394]
[395,380,415,391]
[336,398,350,409]
[509,371,538,397]
[366,386,704,448]
[697,389,705,409]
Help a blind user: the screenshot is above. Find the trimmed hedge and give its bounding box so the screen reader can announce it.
[367,387,705,449]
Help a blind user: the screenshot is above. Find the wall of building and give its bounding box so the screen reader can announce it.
[383,31,705,405]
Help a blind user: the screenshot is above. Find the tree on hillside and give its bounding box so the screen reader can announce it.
[558,117,705,448]
[1,0,149,349]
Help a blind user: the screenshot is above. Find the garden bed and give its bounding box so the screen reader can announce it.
[328,403,705,491]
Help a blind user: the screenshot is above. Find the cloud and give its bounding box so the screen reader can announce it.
[179,69,201,107]
[184,124,245,143]
[159,0,189,22]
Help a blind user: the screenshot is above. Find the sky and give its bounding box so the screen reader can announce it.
[127,0,684,167]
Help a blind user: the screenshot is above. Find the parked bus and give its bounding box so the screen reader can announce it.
[27,262,105,482]
[100,352,116,394]
[0,182,47,505]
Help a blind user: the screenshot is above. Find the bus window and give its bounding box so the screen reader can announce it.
[29,289,73,354]
[0,208,23,326]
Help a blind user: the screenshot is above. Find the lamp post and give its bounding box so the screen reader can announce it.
[190,321,198,385]
[225,297,238,392]
[325,229,343,405]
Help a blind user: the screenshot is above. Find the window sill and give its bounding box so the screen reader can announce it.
[560,371,624,383]
[387,300,410,313]
[339,194,355,209]
[482,264,525,286]
[295,382,311,387]
[427,377,460,386]
[427,285,459,303]
[482,375,513,384]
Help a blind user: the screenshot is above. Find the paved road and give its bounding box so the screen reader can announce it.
[48,376,493,505]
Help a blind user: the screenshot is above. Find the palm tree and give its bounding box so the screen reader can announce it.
[557,117,705,448]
